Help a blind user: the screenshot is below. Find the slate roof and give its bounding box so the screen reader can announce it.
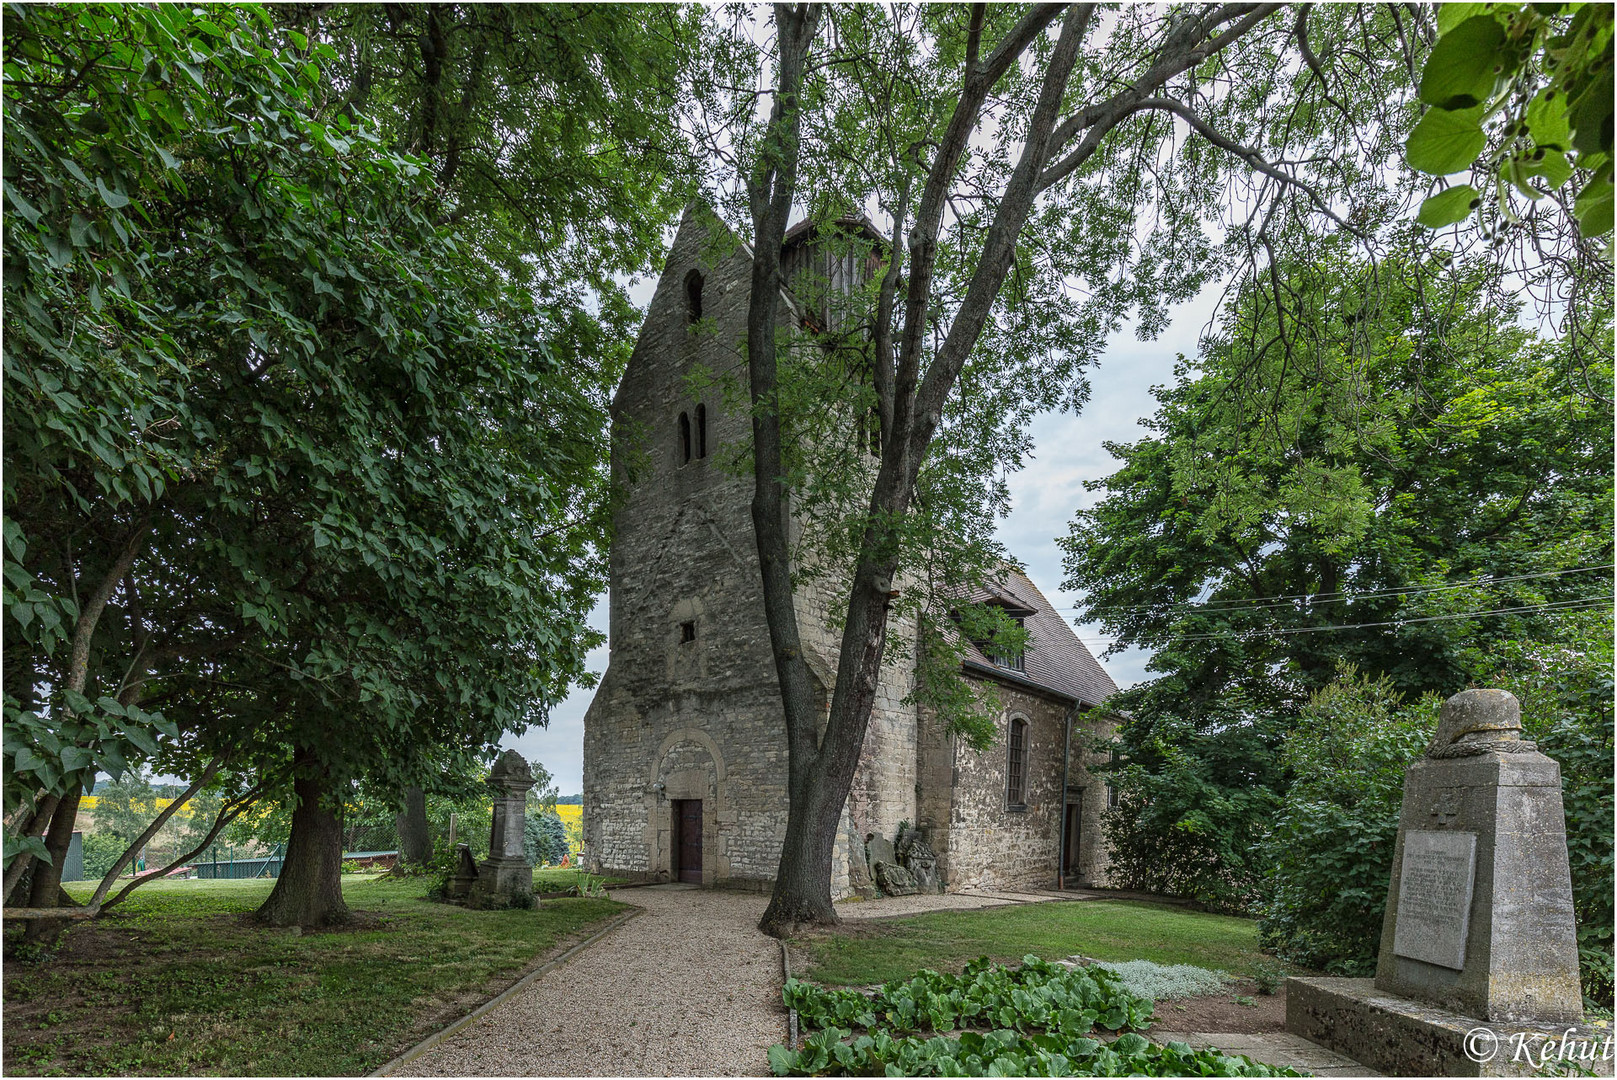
[959,568,1117,709]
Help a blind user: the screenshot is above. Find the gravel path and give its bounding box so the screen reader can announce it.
[395,885,786,1077]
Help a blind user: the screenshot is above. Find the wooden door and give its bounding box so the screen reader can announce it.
[673,799,703,884]
[1062,801,1082,881]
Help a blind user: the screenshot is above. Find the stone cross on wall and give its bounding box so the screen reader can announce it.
[470,749,537,909]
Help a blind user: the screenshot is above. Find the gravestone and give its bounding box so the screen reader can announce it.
[444,843,478,901]
[873,861,918,896]
[1287,689,1603,1076]
[867,834,896,873]
[469,749,538,909]
[902,836,941,895]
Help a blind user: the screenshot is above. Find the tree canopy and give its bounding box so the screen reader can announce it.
[1060,252,1612,916]
[1,2,649,922]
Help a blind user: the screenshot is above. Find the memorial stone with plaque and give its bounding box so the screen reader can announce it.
[1286,689,1602,1076]
[1373,689,1581,1023]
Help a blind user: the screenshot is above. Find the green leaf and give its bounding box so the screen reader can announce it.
[95,176,131,209]
[1418,15,1508,109]
[123,724,160,756]
[1526,89,1572,151]
[1574,176,1614,238]
[1406,106,1487,175]
[61,157,94,187]
[1568,65,1614,157]
[4,181,42,224]
[1436,3,1488,34]
[59,745,93,773]
[1523,149,1573,190]
[1417,185,1480,227]
[5,834,52,867]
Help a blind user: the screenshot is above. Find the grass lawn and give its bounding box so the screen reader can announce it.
[532,866,628,891]
[4,873,626,1076]
[795,900,1297,986]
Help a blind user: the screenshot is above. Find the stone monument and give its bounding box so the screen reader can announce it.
[900,833,942,895]
[444,843,478,902]
[1287,689,1606,1076]
[469,749,537,909]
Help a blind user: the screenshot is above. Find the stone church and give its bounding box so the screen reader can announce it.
[581,207,1119,898]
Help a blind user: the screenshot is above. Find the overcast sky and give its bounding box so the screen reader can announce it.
[503,277,1225,796]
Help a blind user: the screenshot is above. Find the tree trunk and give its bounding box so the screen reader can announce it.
[759,758,846,935]
[743,1,830,938]
[751,4,1084,938]
[396,785,431,865]
[23,789,84,944]
[255,752,348,928]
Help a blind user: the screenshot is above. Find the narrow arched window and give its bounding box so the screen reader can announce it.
[684,269,703,323]
[695,403,707,459]
[679,411,692,464]
[1007,717,1028,809]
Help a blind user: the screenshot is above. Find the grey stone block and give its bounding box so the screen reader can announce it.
[873,861,919,896]
[1287,977,1613,1078]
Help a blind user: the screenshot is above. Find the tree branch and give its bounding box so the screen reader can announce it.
[85,758,223,908]
[99,770,271,913]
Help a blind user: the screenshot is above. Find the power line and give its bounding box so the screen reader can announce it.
[1054,563,1615,618]
[1165,596,1612,643]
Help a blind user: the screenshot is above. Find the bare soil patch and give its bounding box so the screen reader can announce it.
[1150,979,1288,1034]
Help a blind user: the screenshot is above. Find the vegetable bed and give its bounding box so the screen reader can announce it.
[769,956,1303,1077]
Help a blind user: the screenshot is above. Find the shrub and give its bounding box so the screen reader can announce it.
[1091,960,1230,1000]
[1100,711,1281,913]
[1251,962,1285,995]
[1257,669,1430,974]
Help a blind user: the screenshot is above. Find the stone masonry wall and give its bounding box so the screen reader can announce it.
[583,209,792,887]
[926,683,1115,891]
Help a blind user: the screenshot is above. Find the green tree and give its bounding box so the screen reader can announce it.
[78,831,126,882]
[85,771,159,851]
[524,809,567,867]
[705,3,1473,935]
[1062,256,1612,907]
[288,5,701,299]
[2,4,615,928]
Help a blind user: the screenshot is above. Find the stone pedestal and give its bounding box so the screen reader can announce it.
[1374,751,1581,1022]
[470,750,537,909]
[1288,978,1611,1077]
[1287,690,1593,1076]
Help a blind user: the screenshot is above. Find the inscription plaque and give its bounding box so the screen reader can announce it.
[1392,830,1477,971]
